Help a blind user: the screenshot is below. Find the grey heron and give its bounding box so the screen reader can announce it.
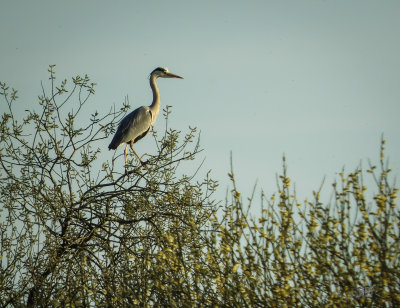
[108,67,183,171]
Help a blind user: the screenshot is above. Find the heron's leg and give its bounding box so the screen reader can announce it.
[124,144,129,174]
[129,141,147,168]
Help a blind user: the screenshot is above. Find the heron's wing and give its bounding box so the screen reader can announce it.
[108,106,152,149]
[119,106,153,143]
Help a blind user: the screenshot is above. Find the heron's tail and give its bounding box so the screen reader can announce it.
[108,125,125,150]
[108,137,120,150]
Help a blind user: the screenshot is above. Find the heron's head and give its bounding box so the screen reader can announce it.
[150,67,183,79]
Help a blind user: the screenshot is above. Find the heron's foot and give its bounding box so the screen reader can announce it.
[139,160,148,169]
[140,153,153,167]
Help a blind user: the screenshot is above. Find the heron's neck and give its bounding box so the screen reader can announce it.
[149,75,160,124]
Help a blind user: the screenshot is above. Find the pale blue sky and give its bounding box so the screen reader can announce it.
[1,1,399,201]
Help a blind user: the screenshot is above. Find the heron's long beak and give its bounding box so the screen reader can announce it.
[166,72,184,79]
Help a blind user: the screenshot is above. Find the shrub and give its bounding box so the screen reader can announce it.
[1,66,398,307]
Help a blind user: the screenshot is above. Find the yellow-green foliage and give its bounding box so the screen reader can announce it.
[0,67,398,307]
[207,142,399,307]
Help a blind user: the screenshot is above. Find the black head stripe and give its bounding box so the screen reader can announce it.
[151,67,167,75]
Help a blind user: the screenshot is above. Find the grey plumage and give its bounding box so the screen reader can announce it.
[108,106,152,150]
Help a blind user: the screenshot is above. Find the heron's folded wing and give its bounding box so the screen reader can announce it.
[119,106,152,144]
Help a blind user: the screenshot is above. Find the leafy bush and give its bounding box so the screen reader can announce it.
[1,67,398,307]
